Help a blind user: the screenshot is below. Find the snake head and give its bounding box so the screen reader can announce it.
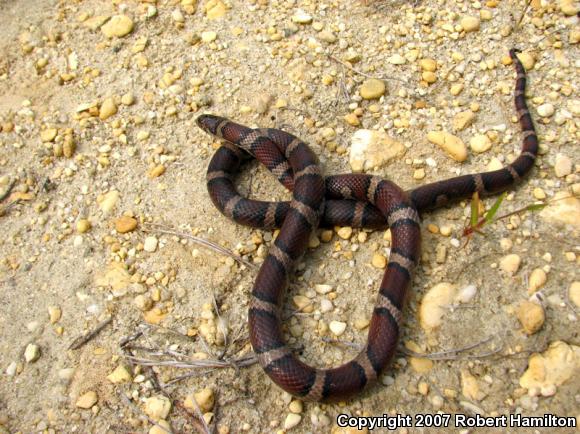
[196,114,224,135]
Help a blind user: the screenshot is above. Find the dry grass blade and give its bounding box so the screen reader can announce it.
[123,353,257,370]
[399,336,501,361]
[325,53,406,83]
[68,316,113,350]
[143,223,257,269]
[0,178,16,202]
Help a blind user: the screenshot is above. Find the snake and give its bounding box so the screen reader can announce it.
[196,49,537,401]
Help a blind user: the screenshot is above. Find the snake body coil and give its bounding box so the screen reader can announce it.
[197,49,537,401]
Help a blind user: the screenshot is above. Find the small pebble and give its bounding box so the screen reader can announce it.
[107,365,132,383]
[76,391,98,409]
[284,413,302,430]
[99,97,118,120]
[76,219,91,233]
[48,306,62,324]
[372,253,387,269]
[569,282,580,308]
[289,400,303,414]
[144,396,171,421]
[149,420,171,434]
[528,268,547,294]
[554,154,572,177]
[115,216,138,233]
[144,236,158,252]
[24,344,40,363]
[470,134,492,153]
[192,388,215,413]
[500,254,521,274]
[101,15,134,38]
[537,103,555,118]
[427,131,467,162]
[359,79,386,100]
[201,31,217,43]
[461,16,480,32]
[329,320,347,336]
[292,10,312,24]
[516,300,545,335]
[452,111,475,131]
[337,227,352,239]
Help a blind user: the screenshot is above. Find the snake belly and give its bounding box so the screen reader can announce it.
[197,49,537,401]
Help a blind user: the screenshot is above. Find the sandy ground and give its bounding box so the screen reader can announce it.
[0,0,579,433]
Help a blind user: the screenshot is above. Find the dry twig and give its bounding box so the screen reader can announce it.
[68,316,113,350]
[143,223,256,269]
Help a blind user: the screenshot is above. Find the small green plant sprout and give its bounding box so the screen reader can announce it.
[462,191,548,246]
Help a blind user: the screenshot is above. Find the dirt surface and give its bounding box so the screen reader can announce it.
[0,0,579,433]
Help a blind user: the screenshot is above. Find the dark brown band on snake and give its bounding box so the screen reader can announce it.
[196,49,537,401]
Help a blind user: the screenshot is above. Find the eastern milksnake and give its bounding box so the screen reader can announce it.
[196,49,537,401]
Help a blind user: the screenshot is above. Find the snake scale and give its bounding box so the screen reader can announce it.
[196,49,538,401]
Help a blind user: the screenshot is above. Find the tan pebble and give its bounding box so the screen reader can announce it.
[329,321,346,336]
[76,391,98,409]
[343,113,360,126]
[554,154,572,177]
[144,396,171,421]
[308,233,320,248]
[115,216,138,233]
[99,97,118,120]
[470,134,492,153]
[289,400,303,414]
[24,343,41,363]
[519,341,580,391]
[528,268,547,294]
[40,128,57,143]
[500,254,521,274]
[440,225,452,237]
[205,0,227,19]
[359,78,386,100]
[134,295,153,311]
[149,420,171,434]
[405,341,433,373]
[293,295,313,313]
[354,318,370,330]
[537,103,555,118]
[337,227,352,239]
[569,282,580,308]
[516,300,545,335]
[99,190,119,214]
[516,52,535,70]
[143,236,158,252]
[121,92,135,106]
[372,253,387,269]
[320,230,333,242]
[539,192,580,227]
[349,129,406,172]
[419,58,437,72]
[76,219,91,233]
[292,10,312,24]
[418,382,429,395]
[191,388,214,413]
[461,16,481,32]
[48,306,62,324]
[560,0,579,15]
[107,365,132,383]
[63,135,75,158]
[427,131,467,162]
[413,168,426,180]
[450,83,464,96]
[533,188,546,200]
[427,223,439,234]
[284,413,302,430]
[149,165,166,178]
[101,15,134,38]
[422,71,437,84]
[419,283,457,331]
[461,369,482,401]
[452,110,475,131]
[201,31,217,43]
[315,284,333,294]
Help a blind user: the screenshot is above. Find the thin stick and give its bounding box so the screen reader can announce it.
[68,316,113,350]
[143,224,256,269]
[177,394,211,434]
[0,178,16,202]
[515,0,533,29]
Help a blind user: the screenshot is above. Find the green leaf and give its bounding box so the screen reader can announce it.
[526,203,547,212]
[485,192,507,223]
[470,193,479,228]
